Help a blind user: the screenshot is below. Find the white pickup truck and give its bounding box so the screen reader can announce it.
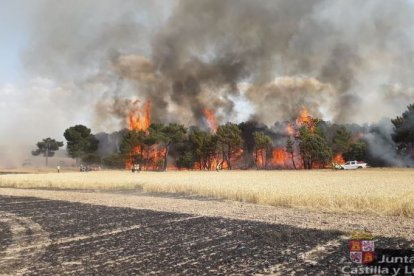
[341,161,367,170]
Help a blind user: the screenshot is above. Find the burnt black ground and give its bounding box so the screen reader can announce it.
[0,195,412,275]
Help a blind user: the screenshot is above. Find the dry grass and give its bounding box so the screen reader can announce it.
[1,169,413,217]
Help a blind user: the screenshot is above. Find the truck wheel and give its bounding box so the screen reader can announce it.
[358,166,362,169]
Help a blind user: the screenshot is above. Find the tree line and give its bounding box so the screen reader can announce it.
[32,103,414,169]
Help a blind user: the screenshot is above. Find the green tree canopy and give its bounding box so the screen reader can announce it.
[332,126,352,153]
[63,125,99,163]
[216,123,244,170]
[285,136,297,169]
[189,127,218,170]
[102,154,125,169]
[391,103,414,157]
[253,131,272,169]
[297,126,332,169]
[343,141,367,161]
[32,137,64,166]
[149,123,187,171]
[119,129,146,165]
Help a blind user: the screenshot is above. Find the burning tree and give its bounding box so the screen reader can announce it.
[104,98,372,170]
[285,136,296,169]
[188,127,218,170]
[331,126,367,164]
[149,123,187,171]
[331,126,351,165]
[202,108,218,133]
[253,131,272,169]
[123,100,164,171]
[122,100,188,171]
[216,123,244,170]
[119,129,146,169]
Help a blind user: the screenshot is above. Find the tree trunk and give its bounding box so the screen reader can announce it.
[163,144,169,171]
[308,157,313,170]
[254,149,258,169]
[261,150,265,169]
[227,146,232,170]
[45,146,49,167]
[291,152,297,170]
[145,148,150,171]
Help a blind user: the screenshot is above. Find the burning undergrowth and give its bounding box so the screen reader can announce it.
[96,100,413,171]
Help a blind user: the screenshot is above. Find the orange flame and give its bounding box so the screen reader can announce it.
[202,108,218,132]
[296,107,312,126]
[126,145,142,169]
[125,100,152,170]
[128,100,151,131]
[295,107,316,132]
[286,123,295,136]
[272,148,288,166]
[332,153,345,165]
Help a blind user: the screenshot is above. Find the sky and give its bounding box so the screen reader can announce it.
[0,1,30,84]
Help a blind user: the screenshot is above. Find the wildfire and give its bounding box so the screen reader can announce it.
[286,123,295,136]
[202,108,218,132]
[125,100,153,170]
[296,107,312,126]
[277,106,317,169]
[284,107,316,137]
[272,148,288,166]
[126,145,141,169]
[332,153,345,165]
[128,100,151,131]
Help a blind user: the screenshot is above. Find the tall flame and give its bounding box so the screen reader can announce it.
[126,100,151,170]
[128,100,151,131]
[286,123,295,136]
[296,107,312,126]
[332,153,345,165]
[202,108,218,132]
[272,148,288,166]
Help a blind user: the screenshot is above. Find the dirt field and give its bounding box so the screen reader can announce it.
[1,168,414,274]
[1,168,414,217]
[0,189,413,275]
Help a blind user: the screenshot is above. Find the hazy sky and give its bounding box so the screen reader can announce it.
[0,1,30,84]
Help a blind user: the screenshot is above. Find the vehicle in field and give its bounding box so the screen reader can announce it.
[340,160,367,170]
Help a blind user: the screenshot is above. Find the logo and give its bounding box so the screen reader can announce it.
[349,230,375,265]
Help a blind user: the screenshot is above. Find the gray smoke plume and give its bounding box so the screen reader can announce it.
[3,0,414,167]
[364,118,414,167]
[22,0,414,128]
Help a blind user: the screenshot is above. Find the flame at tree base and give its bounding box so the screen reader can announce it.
[332,153,345,165]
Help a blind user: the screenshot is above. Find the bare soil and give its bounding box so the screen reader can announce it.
[0,188,413,275]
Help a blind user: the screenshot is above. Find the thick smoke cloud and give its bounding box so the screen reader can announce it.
[22,0,414,128]
[3,0,414,167]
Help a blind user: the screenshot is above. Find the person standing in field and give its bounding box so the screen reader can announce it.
[57,165,60,173]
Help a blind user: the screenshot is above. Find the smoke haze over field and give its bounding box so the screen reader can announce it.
[1,0,414,166]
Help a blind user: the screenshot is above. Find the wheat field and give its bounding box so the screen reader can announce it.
[1,169,413,217]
